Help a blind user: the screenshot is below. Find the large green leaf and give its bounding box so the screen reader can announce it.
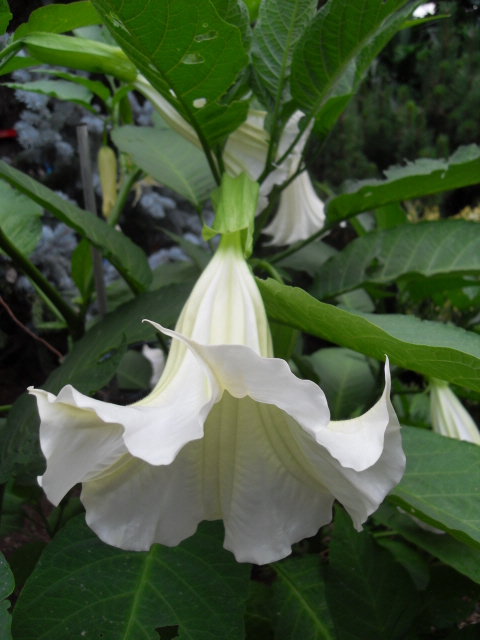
[91,0,249,146]
[327,145,480,221]
[256,278,480,392]
[0,180,42,257]
[326,508,419,640]
[112,125,215,207]
[2,79,95,111]
[0,160,152,294]
[33,69,111,103]
[251,0,316,110]
[12,516,250,640]
[13,33,137,82]
[271,556,335,640]
[389,427,480,552]
[0,0,11,36]
[0,553,14,640]
[15,1,101,40]
[0,281,195,483]
[291,0,423,122]
[374,502,480,586]
[311,220,480,300]
[215,0,252,50]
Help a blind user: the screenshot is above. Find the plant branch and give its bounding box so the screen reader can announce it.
[0,226,84,338]
[108,167,143,227]
[0,294,65,362]
[268,222,335,265]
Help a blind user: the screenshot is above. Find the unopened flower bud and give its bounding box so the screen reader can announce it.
[98,146,117,219]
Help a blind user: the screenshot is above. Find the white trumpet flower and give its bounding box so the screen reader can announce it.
[30,231,405,565]
[134,77,325,242]
[430,378,480,444]
[262,153,326,245]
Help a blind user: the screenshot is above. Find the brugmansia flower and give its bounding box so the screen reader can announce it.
[262,152,326,245]
[134,77,325,243]
[430,378,480,444]
[30,231,405,564]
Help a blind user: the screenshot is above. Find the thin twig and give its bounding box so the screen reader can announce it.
[0,295,64,362]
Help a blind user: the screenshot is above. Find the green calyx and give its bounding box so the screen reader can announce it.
[203,173,259,257]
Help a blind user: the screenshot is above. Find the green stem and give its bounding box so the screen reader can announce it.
[268,220,335,265]
[0,405,12,413]
[0,226,84,338]
[108,167,143,227]
[0,40,23,74]
[250,259,284,284]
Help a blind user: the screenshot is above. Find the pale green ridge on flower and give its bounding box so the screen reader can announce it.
[29,230,405,565]
[430,378,480,444]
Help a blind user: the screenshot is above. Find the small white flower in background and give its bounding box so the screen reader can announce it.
[430,378,480,444]
[413,3,436,19]
[30,230,405,565]
[262,152,326,245]
[134,77,326,244]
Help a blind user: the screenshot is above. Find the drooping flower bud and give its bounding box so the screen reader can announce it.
[98,145,117,220]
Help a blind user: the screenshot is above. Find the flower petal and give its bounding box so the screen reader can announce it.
[310,360,397,471]
[123,350,221,465]
[29,386,127,506]
[81,441,206,551]
[202,394,334,564]
[287,400,405,531]
[144,321,331,432]
[263,168,326,246]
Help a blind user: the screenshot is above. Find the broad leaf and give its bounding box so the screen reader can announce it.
[251,0,316,110]
[0,281,195,483]
[0,0,11,36]
[0,553,14,640]
[311,220,480,300]
[257,278,480,392]
[112,125,215,207]
[15,33,137,82]
[0,180,42,256]
[375,537,430,591]
[215,0,252,50]
[0,57,40,77]
[106,260,200,312]
[91,0,250,146]
[33,68,111,103]
[2,79,95,111]
[291,0,423,127]
[70,238,94,302]
[389,427,480,552]
[116,350,152,390]
[416,566,480,633]
[12,516,250,640]
[271,556,335,640]
[327,145,480,221]
[244,582,274,640]
[307,348,379,420]
[374,502,480,587]
[326,508,419,640]
[0,160,152,294]
[14,1,101,40]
